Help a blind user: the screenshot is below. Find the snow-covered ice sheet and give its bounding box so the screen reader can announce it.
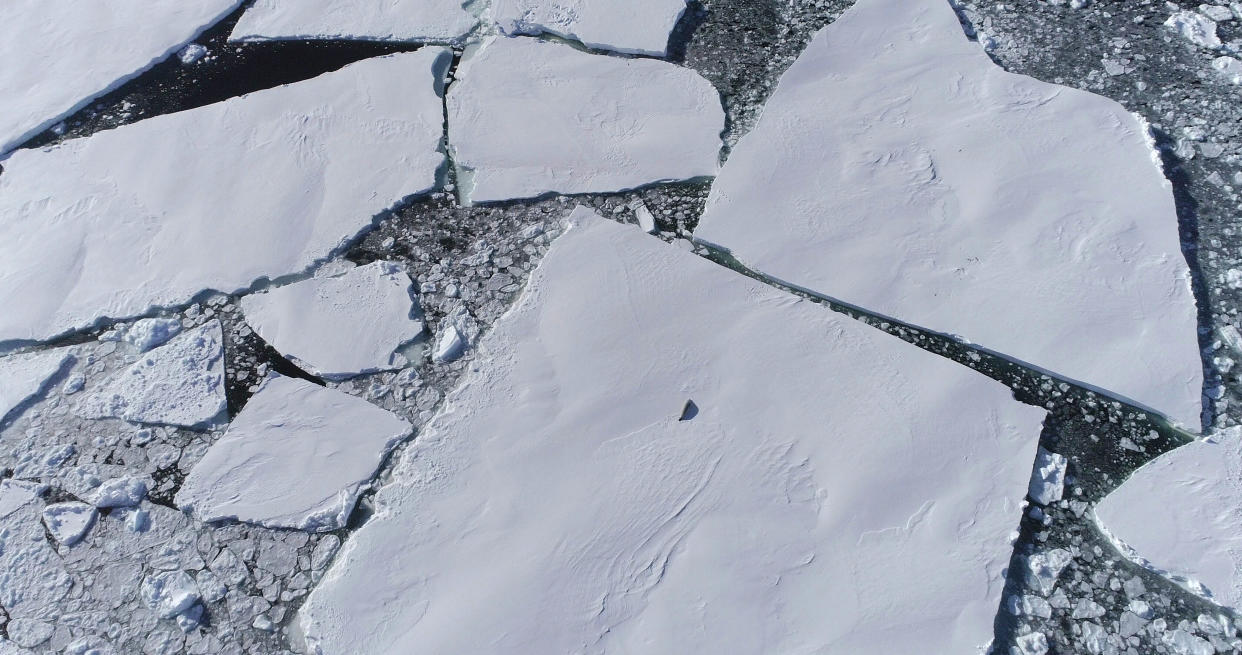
[0,348,74,424]
[447,37,722,203]
[0,480,72,621]
[0,50,449,345]
[176,376,411,531]
[42,502,97,547]
[241,262,424,380]
[491,0,688,56]
[300,208,1045,654]
[692,0,1202,428]
[0,0,243,154]
[77,321,226,429]
[230,0,476,44]
[1095,427,1242,611]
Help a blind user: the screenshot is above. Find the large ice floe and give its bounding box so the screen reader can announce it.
[77,321,227,429]
[230,0,477,43]
[491,0,689,56]
[0,348,74,424]
[0,480,73,626]
[0,0,243,154]
[241,262,424,380]
[0,49,449,346]
[176,375,411,531]
[447,37,723,203]
[1095,426,1242,611]
[692,0,1202,428]
[300,208,1045,654]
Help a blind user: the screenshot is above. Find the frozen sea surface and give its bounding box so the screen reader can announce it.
[491,0,689,56]
[230,0,477,44]
[0,50,449,346]
[693,0,1202,428]
[447,37,723,203]
[300,208,1045,655]
[0,348,74,424]
[0,0,243,154]
[176,376,412,532]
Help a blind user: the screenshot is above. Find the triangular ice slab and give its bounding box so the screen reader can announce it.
[240,262,424,380]
[230,0,477,44]
[176,376,411,531]
[300,208,1045,654]
[491,0,689,56]
[0,50,449,345]
[693,0,1202,428]
[0,0,243,154]
[0,348,74,424]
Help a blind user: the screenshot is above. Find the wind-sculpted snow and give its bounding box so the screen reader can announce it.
[1095,426,1242,612]
[693,0,1202,428]
[230,0,477,43]
[177,376,411,532]
[447,37,723,203]
[0,50,449,346]
[491,0,689,56]
[241,262,425,380]
[0,0,244,155]
[300,208,1044,655]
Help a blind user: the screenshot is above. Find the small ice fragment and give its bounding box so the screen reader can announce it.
[92,476,148,508]
[1014,632,1049,655]
[177,43,208,65]
[1166,10,1223,49]
[1025,548,1073,596]
[41,502,97,546]
[122,317,183,352]
[632,201,658,234]
[1212,56,1242,84]
[432,326,465,363]
[1028,447,1067,505]
[140,570,200,618]
[1201,4,1235,22]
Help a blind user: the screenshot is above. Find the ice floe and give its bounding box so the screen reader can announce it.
[300,208,1045,654]
[230,0,476,44]
[447,37,722,203]
[0,0,243,154]
[92,476,149,509]
[693,0,1202,428]
[240,262,424,380]
[1028,447,1068,506]
[0,348,74,424]
[41,502,97,547]
[176,376,412,532]
[0,50,449,345]
[0,481,73,623]
[77,321,226,429]
[1095,426,1242,611]
[491,0,688,56]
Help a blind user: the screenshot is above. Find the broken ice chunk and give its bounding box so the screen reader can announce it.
[1028,447,1067,505]
[230,0,477,43]
[41,502,97,546]
[692,0,1202,429]
[77,321,226,429]
[632,201,659,234]
[140,570,200,619]
[1166,10,1223,49]
[1014,632,1049,655]
[120,317,183,352]
[300,208,1044,655]
[1095,427,1242,612]
[0,348,74,425]
[176,376,411,531]
[241,262,425,380]
[0,49,449,345]
[491,0,688,56]
[1025,548,1073,596]
[0,0,243,153]
[92,476,148,509]
[447,37,723,203]
[432,326,465,364]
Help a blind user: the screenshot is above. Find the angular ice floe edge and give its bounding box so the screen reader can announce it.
[0,2,245,158]
[691,237,1201,434]
[1092,501,1217,604]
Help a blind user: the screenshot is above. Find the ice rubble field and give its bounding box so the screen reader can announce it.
[0,0,1239,653]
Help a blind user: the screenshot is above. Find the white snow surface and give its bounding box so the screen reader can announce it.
[92,477,149,509]
[0,349,74,424]
[176,376,412,532]
[693,0,1202,428]
[41,502,96,547]
[447,37,723,203]
[230,0,476,43]
[0,50,449,345]
[78,321,226,429]
[1095,426,1242,611]
[491,0,688,55]
[0,0,243,154]
[241,262,424,380]
[300,208,1045,655]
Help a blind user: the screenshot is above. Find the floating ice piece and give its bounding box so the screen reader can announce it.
[0,50,449,345]
[120,318,183,352]
[230,0,476,43]
[0,481,72,620]
[240,262,424,380]
[176,376,411,531]
[92,477,149,509]
[1025,548,1073,596]
[447,37,722,203]
[431,326,465,363]
[77,321,226,429]
[140,570,200,619]
[1014,632,1049,655]
[1166,10,1222,49]
[1213,56,1242,84]
[41,503,96,546]
[1028,448,1067,505]
[300,208,1044,655]
[0,0,243,154]
[0,480,40,520]
[491,0,688,56]
[1096,427,1242,611]
[693,0,1202,428]
[0,349,74,424]
[632,200,658,234]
